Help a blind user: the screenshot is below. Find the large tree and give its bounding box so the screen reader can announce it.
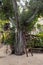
[0,0,43,55]
[12,0,43,55]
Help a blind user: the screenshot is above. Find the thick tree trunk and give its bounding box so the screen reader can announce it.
[15,30,24,55]
[12,0,24,55]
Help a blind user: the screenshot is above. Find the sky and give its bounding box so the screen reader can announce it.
[20,0,30,6]
[17,0,30,13]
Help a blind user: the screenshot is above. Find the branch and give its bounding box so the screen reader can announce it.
[26,8,39,23]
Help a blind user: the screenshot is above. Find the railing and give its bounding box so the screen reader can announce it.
[32,48,43,53]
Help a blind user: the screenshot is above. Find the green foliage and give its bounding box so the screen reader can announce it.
[0,19,9,31]
[29,0,43,16]
[0,0,14,20]
[33,33,43,48]
[27,15,38,31]
[20,0,43,32]
[26,33,43,48]
[29,0,43,9]
[20,9,38,31]
[6,32,15,45]
[37,24,41,29]
[37,24,43,31]
[4,27,15,45]
[20,9,34,24]
[37,33,43,38]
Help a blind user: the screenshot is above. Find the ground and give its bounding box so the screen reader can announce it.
[0,45,43,65]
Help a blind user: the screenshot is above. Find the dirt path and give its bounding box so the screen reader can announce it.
[0,45,43,65]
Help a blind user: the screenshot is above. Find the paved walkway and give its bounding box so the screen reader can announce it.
[0,45,43,65]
